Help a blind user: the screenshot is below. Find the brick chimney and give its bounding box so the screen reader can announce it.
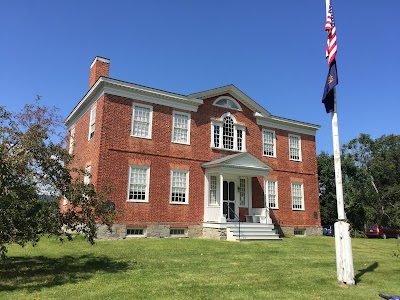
[89,56,110,89]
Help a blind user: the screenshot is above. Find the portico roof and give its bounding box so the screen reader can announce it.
[201,152,273,177]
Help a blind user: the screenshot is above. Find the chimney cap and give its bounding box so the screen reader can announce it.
[90,56,110,69]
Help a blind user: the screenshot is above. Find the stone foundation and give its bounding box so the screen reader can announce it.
[279,226,322,237]
[187,225,203,238]
[202,227,227,240]
[96,223,323,240]
[96,224,127,239]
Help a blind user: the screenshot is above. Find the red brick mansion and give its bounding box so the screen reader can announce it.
[63,56,321,240]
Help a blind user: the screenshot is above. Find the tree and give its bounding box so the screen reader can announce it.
[318,133,400,231]
[317,150,365,229]
[0,101,116,258]
[343,134,400,228]
[317,151,337,225]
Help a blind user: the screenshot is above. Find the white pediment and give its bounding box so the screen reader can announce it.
[202,153,273,176]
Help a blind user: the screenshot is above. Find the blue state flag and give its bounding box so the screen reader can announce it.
[322,59,338,113]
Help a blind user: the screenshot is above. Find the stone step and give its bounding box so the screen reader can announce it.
[226,223,281,241]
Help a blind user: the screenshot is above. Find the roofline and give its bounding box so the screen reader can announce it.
[255,113,320,136]
[65,77,203,127]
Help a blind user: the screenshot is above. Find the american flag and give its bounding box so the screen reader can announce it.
[325,0,337,65]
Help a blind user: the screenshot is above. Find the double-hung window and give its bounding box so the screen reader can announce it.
[88,106,96,140]
[289,134,302,161]
[263,129,276,157]
[211,113,246,152]
[239,177,247,206]
[127,165,150,202]
[131,103,152,139]
[209,175,217,205]
[267,180,278,209]
[172,111,190,144]
[291,182,304,210]
[170,170,189,204]
[69,128,75,154]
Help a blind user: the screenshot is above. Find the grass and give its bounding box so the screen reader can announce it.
[0,236,399,300]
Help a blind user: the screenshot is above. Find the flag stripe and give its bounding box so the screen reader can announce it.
[325,0,337,66]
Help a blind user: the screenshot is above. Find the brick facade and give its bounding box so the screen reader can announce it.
[64,57,322,239]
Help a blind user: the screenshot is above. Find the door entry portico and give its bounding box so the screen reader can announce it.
[202,152,273,224]
[223,181,235,220]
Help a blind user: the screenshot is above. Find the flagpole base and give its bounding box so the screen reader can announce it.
[334,221,355,285]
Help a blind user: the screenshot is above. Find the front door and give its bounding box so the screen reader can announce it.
[223,181,236,220]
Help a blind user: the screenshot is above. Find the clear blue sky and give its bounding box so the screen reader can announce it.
[1,1,398,154]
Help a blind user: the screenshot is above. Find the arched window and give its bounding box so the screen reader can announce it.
[223,116,234,149]
[213,96,242,111]
[211,113,246,152]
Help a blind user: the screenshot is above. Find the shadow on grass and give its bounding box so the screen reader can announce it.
[0,254,131,292]
[355,261,379,283]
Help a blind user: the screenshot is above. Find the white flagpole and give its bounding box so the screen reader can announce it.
[331,88,355,285]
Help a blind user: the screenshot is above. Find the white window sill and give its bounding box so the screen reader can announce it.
[130,134,152,140]
[127,200,149,203]
[172,141,190,146]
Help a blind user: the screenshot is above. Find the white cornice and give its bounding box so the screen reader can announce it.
[65,77,203,128]
[256,115,320,136]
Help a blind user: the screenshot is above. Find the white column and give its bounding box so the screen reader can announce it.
[263,176,272,224]
[218,172,226,223]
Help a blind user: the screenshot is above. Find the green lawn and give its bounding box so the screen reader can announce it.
[1,236,399,300]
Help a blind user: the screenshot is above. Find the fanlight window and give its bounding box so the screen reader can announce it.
[211,113,246,152]
[213,97,241,111]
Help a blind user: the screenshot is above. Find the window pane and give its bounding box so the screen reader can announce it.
[268,181,277,208]
[289,135,300,160]
[237,130,242,151]
[292,183,303,209]
[133,105,150,137]
[239,178,246,206]
[223,117,234,150]
[213,125,220,147]
[128,167,148,201]
[171,171,187,203]
[173,113,189,143]
[263,131,275,156]
[209,175,217,205]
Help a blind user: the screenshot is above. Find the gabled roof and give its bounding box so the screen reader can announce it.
[188,84,272,118]
[202,152,273,176]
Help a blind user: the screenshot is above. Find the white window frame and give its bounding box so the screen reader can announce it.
[131,103,153,139]
[170,170,189,205]
[88,106,96,140]
[289,134,302,161]
[127,165,150,203]
[84,165,91,185]
[209,175,218,206]
[211,113,246,152]
[263,129,276,157]
[291,182,304,210]
[239,177,247,207]
[267,180,278,209]
[172,111,191,145]
[69,128,75,154]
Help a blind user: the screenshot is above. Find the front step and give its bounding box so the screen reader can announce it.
[226,223,281,241]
